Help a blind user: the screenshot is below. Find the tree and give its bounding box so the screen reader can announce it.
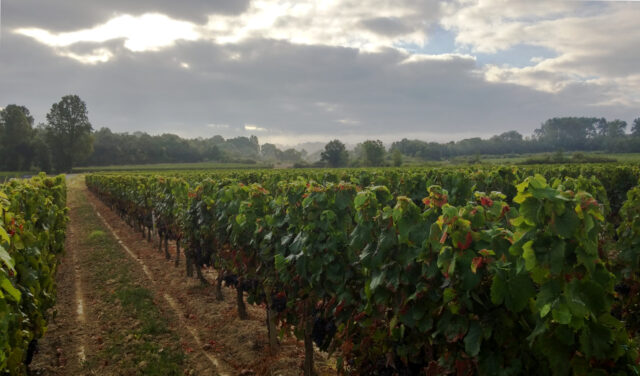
[392,149,403,167]
[223,136,260,158]
[45,95,94,172]
[31,125,52,173]
[0,105,35,171]
[606,119,627,138]
[362,140,386,167]
[632,118,640,136]
[533,117,598,150]
[261,143,282,161]
[595,118,608,136]
[280,148,302,163]
[320,139,349,167]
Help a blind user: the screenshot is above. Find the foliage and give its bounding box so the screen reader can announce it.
[361,140,386,167]
[321,140,349,167]
[392,149,403,166]
[0,174,68,374]
[522,152,618,165]
[0,106,34,171]
[45,95,94,172]
[86,164,640,375]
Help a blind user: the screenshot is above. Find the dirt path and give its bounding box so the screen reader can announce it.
[32,176,334,375]
[84,180,336,376]
[31,176,224,375]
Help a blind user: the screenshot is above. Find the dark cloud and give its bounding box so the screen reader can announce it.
[1,29,634,145]
[360,17,415,36]
[1,0,637,145]
[2,0,249,30]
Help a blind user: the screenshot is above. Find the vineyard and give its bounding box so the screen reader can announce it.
[81,165,640,375]
[0,174,68,374]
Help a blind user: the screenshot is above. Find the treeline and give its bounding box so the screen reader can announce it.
[86,129,306,166]
[391,117,640,161]
[2,94,640,172]
[87,129,260,165]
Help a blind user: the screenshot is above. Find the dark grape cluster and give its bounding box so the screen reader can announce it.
[239,278,259,292]
[222,274,239,287]
[311,316,336,351]
[270,292,287,313]
[615,282,631,296]
[366,359,423,376]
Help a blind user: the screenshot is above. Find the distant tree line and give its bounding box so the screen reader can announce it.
[87,129,263,166]
[2,95,640,172]
[87,131,312,166]
[390,117,640,162]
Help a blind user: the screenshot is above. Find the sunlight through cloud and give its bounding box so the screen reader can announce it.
[15,13,200,62]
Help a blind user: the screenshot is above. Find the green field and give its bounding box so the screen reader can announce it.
[0,171,31,182]
[72,161,273,173]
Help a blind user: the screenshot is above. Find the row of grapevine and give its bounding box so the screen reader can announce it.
[86,166,640,375]
[91,164,639,215]
[0,174,68,375]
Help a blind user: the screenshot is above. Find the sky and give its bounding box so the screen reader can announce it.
[1,0,639,146]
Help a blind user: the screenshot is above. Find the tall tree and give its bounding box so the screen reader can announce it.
[605,119,627,138]
[0,105,35,171]
[362,139,386,167]
[320,139,349,167]
[533,117,598,150]
[32,125,52,173]
[632,118,640,136]
[392,149,403,166]
[261,143,282,161]
[45,95,94,172]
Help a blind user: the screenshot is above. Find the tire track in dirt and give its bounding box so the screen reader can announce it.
[70,241,88,364]
[31,176,92,375]
[89,203,233,375]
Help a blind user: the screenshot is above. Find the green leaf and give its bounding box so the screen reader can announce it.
[0,226,10,244]
[553,210,579,238]
[370,270,386,291]
[549,242,565,275]
[1,276,21,302]
[522,240,536,271]
[540,303,551,318]
[274,254,286,273]
[490,274,506,305]
[526,319,547,345]
[0,245,15,270]
[507,273,535,313]
[354,192,369,209]
[519,199,539,224]
[443,287,456,303]
[552,303,572,325]
[464,321,483,357]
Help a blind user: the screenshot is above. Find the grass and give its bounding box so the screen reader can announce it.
[0,171,31,182]
[72,161,273,172]
[417,152,640,166]
[87,230,106,241]
[69,179,187,375]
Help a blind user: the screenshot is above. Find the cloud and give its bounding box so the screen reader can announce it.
[2,0,250,30]
[442,0,640,106]
[359,17,416,37]
[14,1,440,60]
[244,124,267,131]
[1,0,639,147]
[15,13,201,62]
